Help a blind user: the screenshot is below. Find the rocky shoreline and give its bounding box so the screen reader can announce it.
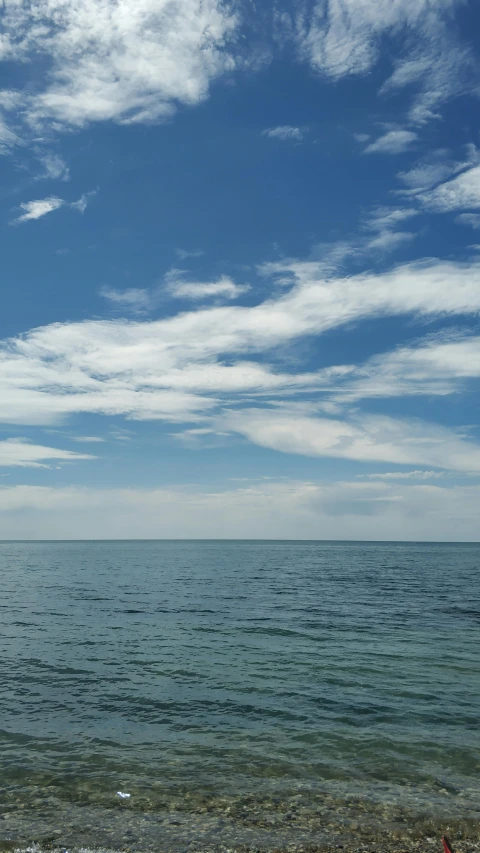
[1,786,478,853]
[3,838,480,853]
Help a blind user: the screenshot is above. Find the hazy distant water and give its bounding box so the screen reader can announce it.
[0,540,479,851]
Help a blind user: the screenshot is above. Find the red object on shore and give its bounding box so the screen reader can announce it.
[442,836,454,853]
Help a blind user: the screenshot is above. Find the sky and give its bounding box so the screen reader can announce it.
[1,0,480,540]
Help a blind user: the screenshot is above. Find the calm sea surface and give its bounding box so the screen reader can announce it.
[0,540,479,851]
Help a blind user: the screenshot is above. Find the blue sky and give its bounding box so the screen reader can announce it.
[1,0,480,539]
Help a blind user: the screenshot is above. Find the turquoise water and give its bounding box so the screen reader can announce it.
[0,540,479,850]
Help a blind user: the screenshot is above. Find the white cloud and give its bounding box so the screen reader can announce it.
[364,130,417,155]
[259,257,480,332]
[171,425,230,449]
[365,230,415,251]
[2,258,480,428]
[363,470,445,480]
[223,408,480,472]
[72,436,105,443]
[380,41,475,126]
[13,196,64,223]
[362,207,419,253]
[418,164,480,212]
[336,334,480,402]
[35,151,70,181]
[365,207,418,231]
[398,158,454,194]
[11,192,94,224]
[308,208,419,263]
[397,146,480,195]
[0,0,237,130]
[262,125,303,141]
[102,274,248,314]
[456,213,480,230]
[1,478,479,540]
[175,248,205,260]
[0,438,94,468]
[166,271,250,300]
[71,191,96,213]
[0,0,473,150]
[0,115,19,153]
[100,287,153,314]
[296,0,460,80]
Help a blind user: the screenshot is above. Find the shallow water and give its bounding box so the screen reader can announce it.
[0,540,479,850]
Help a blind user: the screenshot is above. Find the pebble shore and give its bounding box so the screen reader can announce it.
[1,786,478,853]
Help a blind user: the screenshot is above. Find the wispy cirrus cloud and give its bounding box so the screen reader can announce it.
[362,470,445,480]
[292,0,476,128]
[396,146,479,195]
[364,130,417,155]
[70,191,96,213]
[262,126,304,141]
[364,230,416,252]
[11,192,95,224]
[1,257,480,434]
[34,151,70,181]
[0,0,472,157]
[457,213,480,230]
[418,164,480,212]
[295,0,460,79]
[364,208,418,231]
[392,146,480,225]
[100,287,154,315]
[13,197,64,223]
[362,206,418,252]
[100,272,249,316]
[397,153,455,194]
[0,116,20,154]
[175,248,205,260]
[165,271,250,301]
[380,41,476,126]
[334,334,480,402]
[0,438,94,468]
[0,0,237,135]
[222,408,480,473]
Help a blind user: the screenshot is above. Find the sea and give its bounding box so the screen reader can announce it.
[0,540,479,853]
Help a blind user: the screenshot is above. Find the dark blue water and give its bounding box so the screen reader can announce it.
[0,540,479,851]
